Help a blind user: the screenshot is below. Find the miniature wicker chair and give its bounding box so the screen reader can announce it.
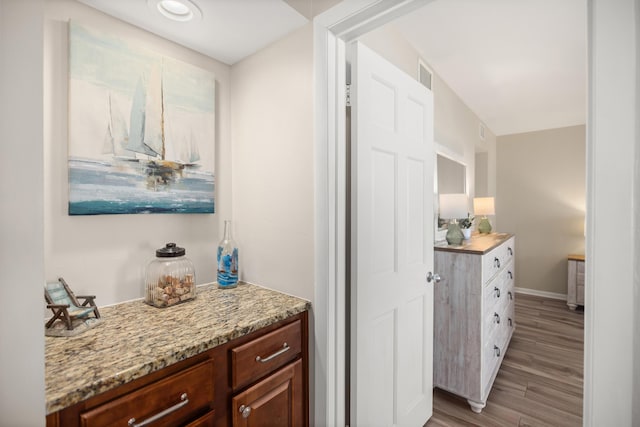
[45,278,100,330]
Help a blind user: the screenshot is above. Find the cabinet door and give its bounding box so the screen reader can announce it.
[232,360,303,427]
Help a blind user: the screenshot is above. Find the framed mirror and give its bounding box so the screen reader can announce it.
[434,152,468,241]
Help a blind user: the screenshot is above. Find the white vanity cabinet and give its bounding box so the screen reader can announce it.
[433,233,516,413]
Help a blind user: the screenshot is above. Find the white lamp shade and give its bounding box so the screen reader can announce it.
[439,193,468,219]
[474,197,495,216]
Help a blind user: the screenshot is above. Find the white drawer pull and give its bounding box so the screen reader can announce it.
[256,343,290,363]
[128,393,188,427]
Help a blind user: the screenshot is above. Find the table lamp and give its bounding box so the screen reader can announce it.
[439,193,468,245]
[474,197,495,234]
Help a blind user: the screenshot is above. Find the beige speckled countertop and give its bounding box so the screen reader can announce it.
[45,282,310,415]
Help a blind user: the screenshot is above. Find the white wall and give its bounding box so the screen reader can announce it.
[634,1,640,422]
[230,21,315,424]
[586,0,638,424]
[0,1,46,425]
[230,23,315,301]
[43,0,232,306]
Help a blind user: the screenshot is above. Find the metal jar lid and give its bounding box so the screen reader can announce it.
[156,242,186,258]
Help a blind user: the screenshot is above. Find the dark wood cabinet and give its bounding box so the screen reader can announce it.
[46,312,308,427]
[231,360,303,427]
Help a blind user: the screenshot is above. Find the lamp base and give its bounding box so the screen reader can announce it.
[478,217,492,234]
[446,222,464,245]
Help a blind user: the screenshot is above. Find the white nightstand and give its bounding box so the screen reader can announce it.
[567,254,585,310]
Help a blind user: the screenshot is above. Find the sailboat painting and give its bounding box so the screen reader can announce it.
[68,22,215,215]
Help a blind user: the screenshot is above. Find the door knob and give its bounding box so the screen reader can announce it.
[426,272,441,283]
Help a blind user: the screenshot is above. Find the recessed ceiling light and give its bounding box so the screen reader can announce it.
[148,0,202,22]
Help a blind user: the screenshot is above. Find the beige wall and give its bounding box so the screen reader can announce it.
[359,24,498,229]
[43,0,232,306]
[231,23,315,301]
[497,125,586,295]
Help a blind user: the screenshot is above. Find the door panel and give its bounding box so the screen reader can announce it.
[351,41,434,427]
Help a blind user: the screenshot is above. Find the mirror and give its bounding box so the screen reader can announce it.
[435,153,467,239]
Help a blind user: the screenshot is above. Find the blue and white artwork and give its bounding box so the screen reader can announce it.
[68,22,215,215]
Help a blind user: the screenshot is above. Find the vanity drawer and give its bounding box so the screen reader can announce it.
[231,319,302,390]
[80,360,214,427]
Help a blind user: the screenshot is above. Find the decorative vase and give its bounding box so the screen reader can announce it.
[462,228,472,240]
[446,220,464,245]
[217,220,238,289]
[478,216,492,234]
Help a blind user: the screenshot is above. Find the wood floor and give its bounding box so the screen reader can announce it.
[426,293,584,427]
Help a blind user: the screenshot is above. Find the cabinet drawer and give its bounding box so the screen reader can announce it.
[80,360,214,427]
[481,237,515,285]
[577,284,585,305]
[231,320,302,390]
[576,261,585,286]
[185,409,215,427]
[483,266,513,315]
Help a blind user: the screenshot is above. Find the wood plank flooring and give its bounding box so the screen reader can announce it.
[426,293,584,427]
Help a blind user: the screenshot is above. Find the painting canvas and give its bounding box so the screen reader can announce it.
[68,21,215,215]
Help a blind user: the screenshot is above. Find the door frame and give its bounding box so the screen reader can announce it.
[312,2,434,426]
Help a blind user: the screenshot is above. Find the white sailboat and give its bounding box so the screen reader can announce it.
[127,73,162,158]
[125,62,201,188]
[102,92,136,160]
[126,63,200,166]
[178,130,201,166]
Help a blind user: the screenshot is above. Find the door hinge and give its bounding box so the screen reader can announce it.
[345,84,351,107]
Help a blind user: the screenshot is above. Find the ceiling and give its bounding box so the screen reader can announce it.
[392,0,587,136]
[78,0,309,65]
[78,0,587,137]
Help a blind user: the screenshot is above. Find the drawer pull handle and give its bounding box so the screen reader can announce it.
[494,287,500,298]
[494,312,500,324]
[239,404,252,418]
[508,291,513,300]
[494,345,501,357]
[128,393,188,427]
[494,257,501,268]
[256,343,290,363]
[508,247,513,256]
[508,318,513,327]
[508,271,513,279]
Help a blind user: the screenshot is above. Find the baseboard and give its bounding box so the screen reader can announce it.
[515,287,567,300]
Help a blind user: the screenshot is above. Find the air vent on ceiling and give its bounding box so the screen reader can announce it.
[418,59,433,91]
[479,123,486,140]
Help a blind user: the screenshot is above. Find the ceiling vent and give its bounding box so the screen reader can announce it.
[479,123,486,140]
[418,59,433,91]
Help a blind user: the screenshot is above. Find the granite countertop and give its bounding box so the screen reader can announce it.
[434,232,514,254]
[45,282,310,415]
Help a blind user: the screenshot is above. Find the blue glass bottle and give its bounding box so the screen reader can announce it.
[217,220,238,288]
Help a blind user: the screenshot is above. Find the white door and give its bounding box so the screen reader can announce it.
[350,42,435,427]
